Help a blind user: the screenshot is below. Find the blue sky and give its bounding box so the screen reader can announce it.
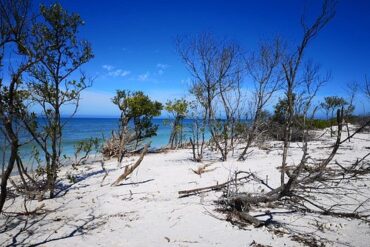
[38,0,370,117]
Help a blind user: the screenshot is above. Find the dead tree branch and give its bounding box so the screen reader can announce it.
[111,144,149,186]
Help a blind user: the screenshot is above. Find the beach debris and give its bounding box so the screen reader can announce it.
[178,174,252,198]
[191,163,216,176]
[111,144,149,186]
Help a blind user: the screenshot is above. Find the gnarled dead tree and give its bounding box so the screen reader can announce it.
[219,112,370,229]
[280,0,336,187]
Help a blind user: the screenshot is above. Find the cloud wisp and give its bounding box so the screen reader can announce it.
[156,63,169,75]
[138,72,150,81]
[102,64,131,77]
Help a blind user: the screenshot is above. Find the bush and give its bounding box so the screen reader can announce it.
[306,119,332,129]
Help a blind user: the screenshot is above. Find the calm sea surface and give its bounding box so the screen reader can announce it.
[0,118,199,168]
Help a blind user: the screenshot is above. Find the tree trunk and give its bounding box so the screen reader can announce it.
[0,143,17,213]
[0,120,18,213]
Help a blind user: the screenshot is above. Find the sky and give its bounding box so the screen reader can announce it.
[36,0,370,117]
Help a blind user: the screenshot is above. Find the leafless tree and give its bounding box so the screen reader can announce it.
[294,62,330,140]
[238,38,283,160]
[280,0,336,187]
[188,100,206,162]
[177,33,243,161]
[345,81,359,117]
[343,81,359,140]
[364,75,370,100]
[207,2,370,235]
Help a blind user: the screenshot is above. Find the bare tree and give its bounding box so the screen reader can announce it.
[216,70,244,156]
[294,62,329,137]
[177,33,243,161]
[364,75,370,100]
[280,0,336,187]
[188,100,206,162]
[238,38,283,160]
[343,81,359,141]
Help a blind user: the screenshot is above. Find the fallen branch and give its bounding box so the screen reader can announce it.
[111,144,149,186]
[192,164,217,176]
[339,119,370,144]
[235,211,263,227]
[178,175,252,198]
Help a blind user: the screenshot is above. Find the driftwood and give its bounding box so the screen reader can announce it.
[235,211,263,227]
[218,110,370,232]
[111,144,149,186]
[178,175,252,198]
[191,163,217,176]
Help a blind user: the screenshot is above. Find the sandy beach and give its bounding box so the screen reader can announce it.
[1,126,369,247]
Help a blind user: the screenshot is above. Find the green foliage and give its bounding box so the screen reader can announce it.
[165,99,188,118]
[272,94,296,124]
[29,3,94,113]
[24,3,93,197]
[320,96,348,118]
[113,90,163,141]
[35,165,46,177]
[322,96,347,110]
[308,119,332,129]
[66,172,77,184]
[164,98,189,148]
[74,138,99,154]
[234,121,248,136]
[271,95,332,130]
[74,137,99,159]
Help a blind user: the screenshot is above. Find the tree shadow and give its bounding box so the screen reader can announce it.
[54,168,113,198]
[1,208,104,247]
[116,178,154,187]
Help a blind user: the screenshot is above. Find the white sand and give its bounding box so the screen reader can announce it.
[1,127,369,246]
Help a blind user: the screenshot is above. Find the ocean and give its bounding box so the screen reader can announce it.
[0,118,197,168]
[57,118,193,153]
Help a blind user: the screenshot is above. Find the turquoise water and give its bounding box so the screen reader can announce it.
[58,118,191,154]
[0,118,195,164]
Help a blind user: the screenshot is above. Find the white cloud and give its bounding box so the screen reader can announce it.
[102,65,131,77]
[108,69,131,77]
[138,72,150,81]
[102,64,113,71]
[156,63,168,69]
[156,63,169,76]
